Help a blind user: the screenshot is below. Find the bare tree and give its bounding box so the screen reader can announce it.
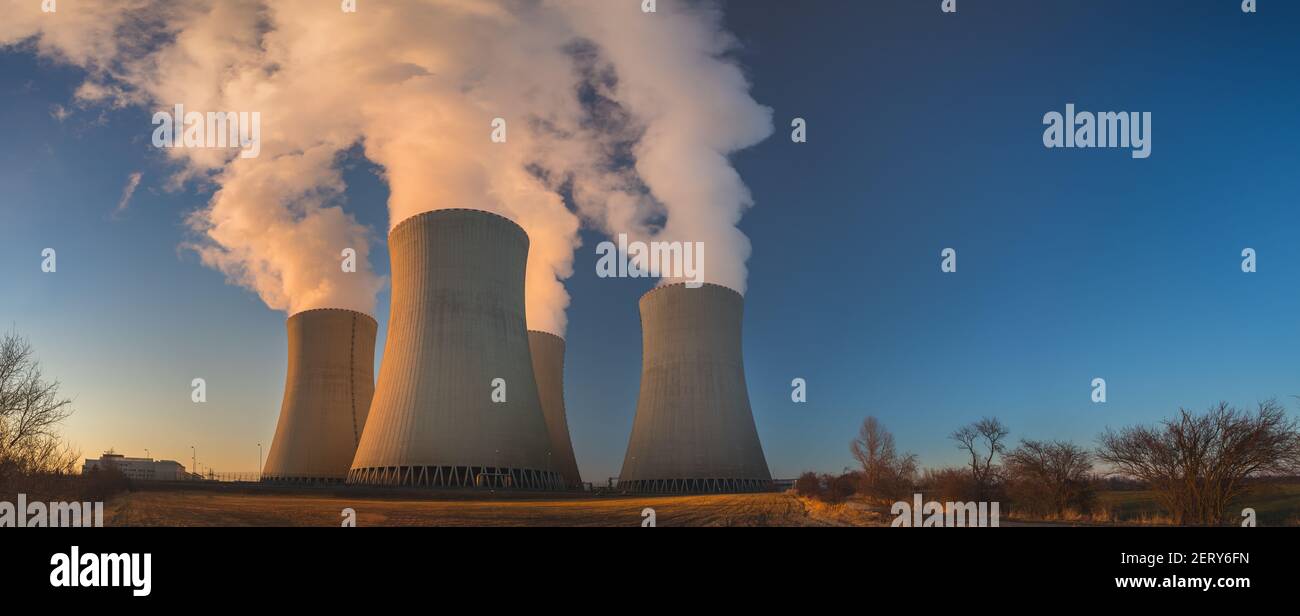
[850,416,917,503]
[1004,439,1094,517]
[950,417,1009,500]
[0,331,78,489]
[1096,400,1300,525]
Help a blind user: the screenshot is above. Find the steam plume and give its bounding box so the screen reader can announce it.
[1,0,772,330]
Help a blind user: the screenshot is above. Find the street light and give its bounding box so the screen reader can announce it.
[257,442,262,478]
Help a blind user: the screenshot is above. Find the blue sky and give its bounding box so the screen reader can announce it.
[2,0,1299,480]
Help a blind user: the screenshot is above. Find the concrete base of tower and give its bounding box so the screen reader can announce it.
[259,475,347,486]
[347,465,565,491]
[618,477,774,494]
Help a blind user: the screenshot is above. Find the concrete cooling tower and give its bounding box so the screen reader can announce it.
[619,283,772,493]
[263,308,376,483]
[348,209,563,490]
[528,330,583,488]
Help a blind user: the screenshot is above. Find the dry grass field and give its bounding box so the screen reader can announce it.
[104,485,873,527]
[1093,483,1300,526]
[102,483,1300,527]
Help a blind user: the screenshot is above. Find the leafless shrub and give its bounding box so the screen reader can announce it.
[1004,439,1095,517]
[1096,400,1300,525]
[821,472,857,504]
[79,465,130,502]
[792,471,857,505]
[916,467,978,503]
[950,417,1009,500]
[793,472,822,498]
[850,416,917,504]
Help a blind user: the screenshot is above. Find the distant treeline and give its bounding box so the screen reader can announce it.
[797,401,1300,526]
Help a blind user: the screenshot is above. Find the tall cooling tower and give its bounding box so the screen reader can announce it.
[528,330,583,488]
[263,309,376,483]
[348,209,563,490]
[619,283,772,493]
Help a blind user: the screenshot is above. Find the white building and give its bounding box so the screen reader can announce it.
[82,452,189,481]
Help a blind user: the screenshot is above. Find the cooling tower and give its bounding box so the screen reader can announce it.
[528,330,583,488]
[263,308,376,483]
[619,283,772,493]
[348,209,563,490]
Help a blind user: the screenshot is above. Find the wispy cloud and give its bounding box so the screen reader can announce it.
[49,104,70,122]
[113,171,142,219]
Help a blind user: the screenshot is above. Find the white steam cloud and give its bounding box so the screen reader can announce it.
[1,0,772,332]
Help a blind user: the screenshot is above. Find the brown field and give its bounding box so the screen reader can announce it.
[106,483,1300,526]
[104,485,877,527]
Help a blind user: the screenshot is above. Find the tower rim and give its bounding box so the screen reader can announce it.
[527,329,566,343]
[389,208,528,241]
[285,307,378,325]
[638,281,743,303]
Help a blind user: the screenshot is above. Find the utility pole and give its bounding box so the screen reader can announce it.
[191,445,196,479]
[257,443,262,478]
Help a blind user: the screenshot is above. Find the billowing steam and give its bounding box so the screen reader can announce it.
[1,0,772,332]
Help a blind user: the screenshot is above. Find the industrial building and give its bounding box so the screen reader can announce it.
[348,209,563,490]
[618,283,773,493]
[528,330,583,488]
[82,452,188,481]
[262,308,377,483]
